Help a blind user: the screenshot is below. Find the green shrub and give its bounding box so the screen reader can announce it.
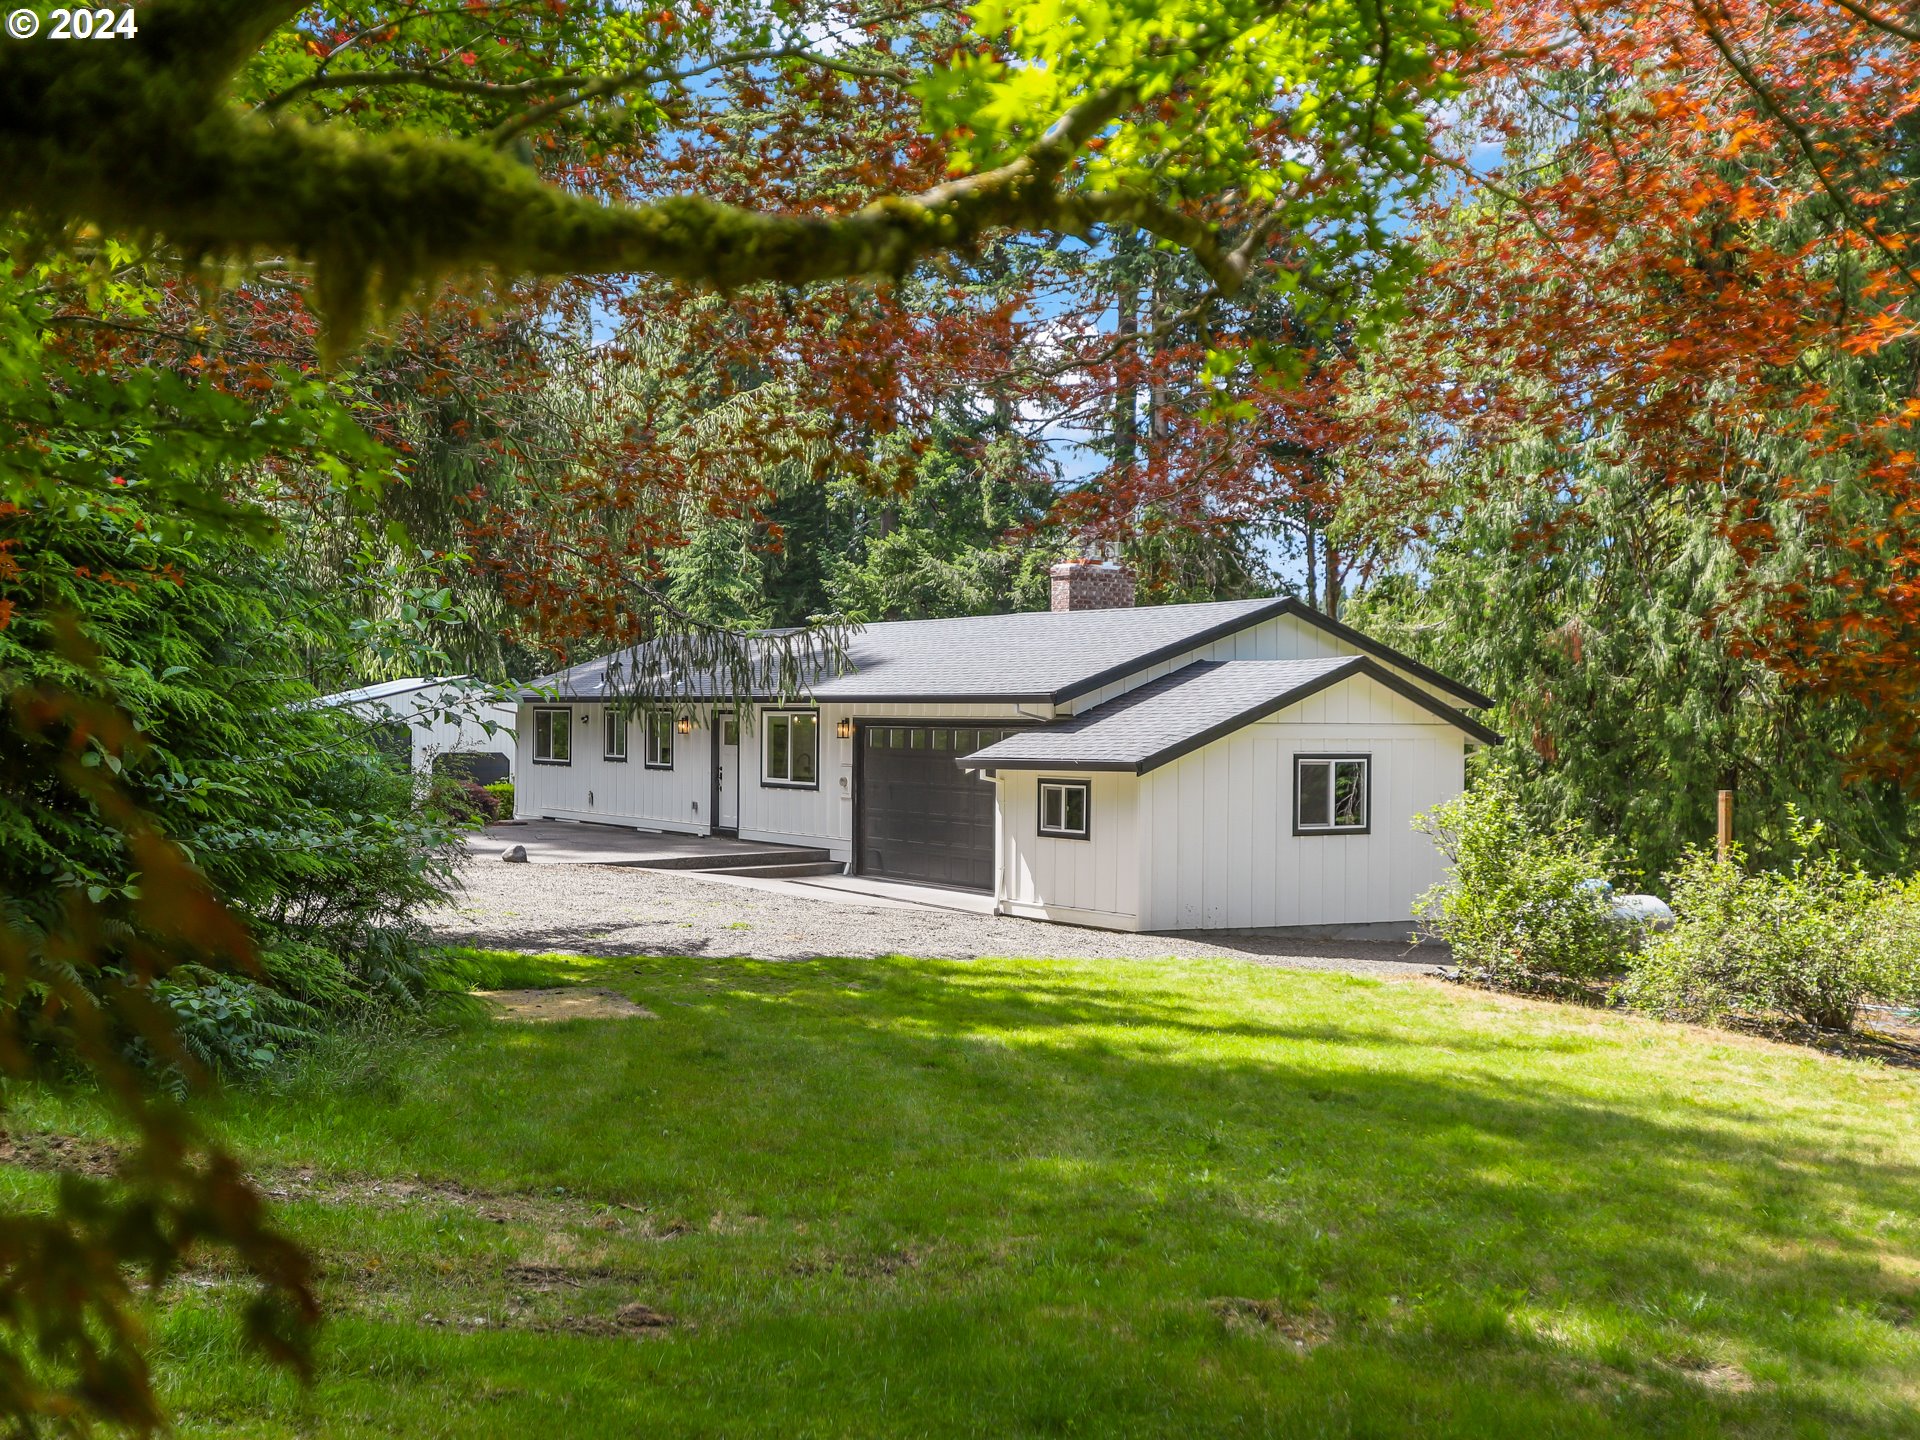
[1,496,463,1080]
[152,965,319,1089]
[1875,877,1920,1006]
[431,775,500,826]
[1618,820,1920,1032]
[484,779,514,816]
[1413,765,1631,989]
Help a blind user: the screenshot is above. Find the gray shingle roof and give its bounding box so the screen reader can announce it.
[531,599,1291,704]
[961,657,1503,774]
[525,597,1498,713]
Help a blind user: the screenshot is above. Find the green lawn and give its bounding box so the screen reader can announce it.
[10,952,1920,1438]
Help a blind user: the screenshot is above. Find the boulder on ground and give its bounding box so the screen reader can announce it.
[501,843,529,863]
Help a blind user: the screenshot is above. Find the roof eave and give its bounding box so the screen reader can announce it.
[521,690,1061,706]
[962,656,1504,773]
[956,757,1139,772]
[1121,658,1504,768]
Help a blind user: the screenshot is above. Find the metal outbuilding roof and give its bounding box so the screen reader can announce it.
[960,657,1504,775]
[305,676,456,710]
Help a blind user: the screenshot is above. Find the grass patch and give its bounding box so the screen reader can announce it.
[433,946,592,993]
[9,954,1920,1437]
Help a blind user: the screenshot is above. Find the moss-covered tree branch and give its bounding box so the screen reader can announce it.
[0,0,1462,348]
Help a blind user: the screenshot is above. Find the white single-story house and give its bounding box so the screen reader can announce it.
[512,564,1499,934]
[313,676,518,783]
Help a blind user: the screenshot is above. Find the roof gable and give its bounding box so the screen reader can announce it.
[1267,599,1494,710]
[963,658,1502,774]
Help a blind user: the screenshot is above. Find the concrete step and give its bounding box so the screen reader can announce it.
[695,861,846,879]
[634,847,832,872]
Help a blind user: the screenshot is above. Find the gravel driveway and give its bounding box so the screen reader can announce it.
[426,859,1447,980]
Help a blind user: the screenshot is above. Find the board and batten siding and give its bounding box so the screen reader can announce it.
[1062,611,1468,716]
[742,700,1038,861]
[518,699,1038,861]
[996,771,1142,929]
[514,703,710,832]
[1133,674,1466,932]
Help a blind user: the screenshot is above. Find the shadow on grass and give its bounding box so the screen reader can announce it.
[234,953,1920,1437]
[434,947,608,992]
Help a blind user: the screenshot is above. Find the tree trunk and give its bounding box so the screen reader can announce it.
[1147,272,1170,445]
[1112,275,1139,475]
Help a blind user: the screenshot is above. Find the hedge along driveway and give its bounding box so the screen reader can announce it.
[15,951,1919,1438]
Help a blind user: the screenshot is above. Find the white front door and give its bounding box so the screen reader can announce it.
[717,713,740,830]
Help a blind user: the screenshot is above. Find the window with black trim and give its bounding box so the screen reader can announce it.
[1038,779,1091,839]
[604,708,628,762]
[1295,755,1369,834]
[532,707,571,765]
[643,711,675,769]
[763,711,818,787]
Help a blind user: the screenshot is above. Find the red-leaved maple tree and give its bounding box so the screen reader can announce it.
[1346,0,1920,779]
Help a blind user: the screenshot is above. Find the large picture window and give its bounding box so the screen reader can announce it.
[1295,755,1369,834]
[532,707,572,765]
[1038,779,1091,840]
[763,711,818,787]
[604,708,628,762]
[644,711,675,769]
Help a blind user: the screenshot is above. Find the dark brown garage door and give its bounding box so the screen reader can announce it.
[858,725,1022,891]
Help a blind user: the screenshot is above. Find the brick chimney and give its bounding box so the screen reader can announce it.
[1050,560,1135,612]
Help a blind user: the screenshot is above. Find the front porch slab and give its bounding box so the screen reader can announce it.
[471,819,833,871]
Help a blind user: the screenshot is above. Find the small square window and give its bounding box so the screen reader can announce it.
[1295,755,1369,834]
[604,708,628,761]
[1038,779,1091,840]
[533,707,571,764]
